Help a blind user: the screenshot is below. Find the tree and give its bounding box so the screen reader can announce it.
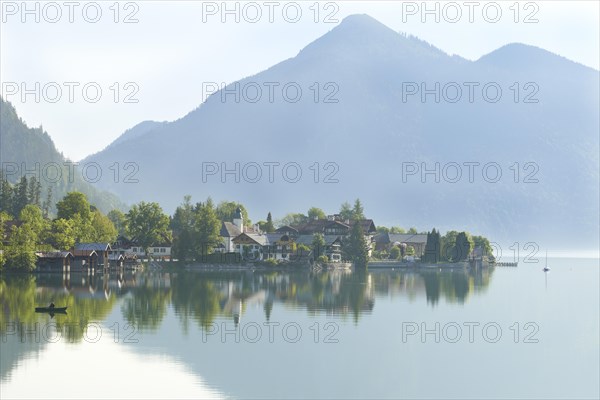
[0,171,14,216]
[264,212,275,233]
[472,235,494,260]
[215,201,250,225]
[278,213,308,227]
[91,210,118,243]
[307,207,326,220]
[352,199,365,220]
[5,225,37,271]
[50,219,75,250]
[339,202,353,221]
[312,233,326,259]
[343,222,369,267]
[389,246,401,260]
[0,211,11,269]
[42,186,53,218]
[453,232,473,261]
[56,192,91,221]
[19,204,48,246]
[193,197,221,258]
[27,176,41,207]
[107,210,128,236]
[408,227,418,234]
[71,213,94,243]
[126,202,171,255]
[423,228,442,263]
[441,231,459,261]
[13,177,29,217]
[171,195,195,261]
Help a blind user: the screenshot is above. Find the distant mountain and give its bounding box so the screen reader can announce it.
[0,98,126,214]
[83,14,599,250]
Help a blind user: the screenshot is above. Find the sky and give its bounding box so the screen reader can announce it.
[1,0,599,161]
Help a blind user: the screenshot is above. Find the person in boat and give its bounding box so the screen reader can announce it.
[49,302,55,309]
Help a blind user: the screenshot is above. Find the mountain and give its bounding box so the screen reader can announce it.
[82,14,599,250]
[0,98,126,214]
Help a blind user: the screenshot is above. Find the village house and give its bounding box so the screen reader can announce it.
[72,249,98,271]
[111,235,172,261]
[74,243,112,268]
[36,251,74,272]
[373,233,428,257]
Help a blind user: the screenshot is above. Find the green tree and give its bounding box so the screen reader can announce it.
[0,211,11,269]
[441,231,459,261]
[19,204,48,245]
[171,195,196,261]
[91,210,118,243]
[408,227,418,234]
[27,176,41,207]
[472,235,494,260]
[50,218,75,250]
[312,233,326,259]
[56,192,91,221]
[453,232,473,261]
[389,246,401,260]
[343,222,369,267]
[42,186,52,218]
[307,207,326,220]
[264,212,275,233]
[215,201,250,225]
[339,201,353,221]
[5,225,37,271]
[13,177,29,217]
[0,171,13,216]
[352,199,365,220]
[126,202,171,255]
[107,209,128,236]
[279,213,308,227]
[193,197,221,258]
[423,228,442,263]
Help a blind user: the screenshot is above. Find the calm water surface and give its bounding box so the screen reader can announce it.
[1,258,598,399]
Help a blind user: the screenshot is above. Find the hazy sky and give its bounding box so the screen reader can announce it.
[1,0,598,161]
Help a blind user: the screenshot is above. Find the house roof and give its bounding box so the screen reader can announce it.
[295,234,342,246]
[72,249,98,257]
[389,234,428,245]
[108,254,125,261]
[232,233,269,246]
[75,243,112,252]
[292,219,376,235]
[275,225,298,234]
[36,251,73,259]
[220,222,242,237]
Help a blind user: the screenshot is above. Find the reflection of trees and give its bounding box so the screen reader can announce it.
[0,274,118,342]
[122,285,171,331]
[370,267,495,306]
[171,273,224,330]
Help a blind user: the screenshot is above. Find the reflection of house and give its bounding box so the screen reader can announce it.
[74,243,112,267]
[373,233,427,256]
[36,251,74,272]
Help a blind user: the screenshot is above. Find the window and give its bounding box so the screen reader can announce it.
[154,248,159,253]
[160,248,166,253]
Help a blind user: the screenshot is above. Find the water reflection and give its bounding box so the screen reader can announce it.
[1,267,493,333]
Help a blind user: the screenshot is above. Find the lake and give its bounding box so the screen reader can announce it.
[1,258,598,399]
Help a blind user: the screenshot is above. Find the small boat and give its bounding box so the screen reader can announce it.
[543,251,550,272]
[35,306,68,313]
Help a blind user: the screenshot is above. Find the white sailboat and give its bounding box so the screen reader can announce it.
[543,250,550,272]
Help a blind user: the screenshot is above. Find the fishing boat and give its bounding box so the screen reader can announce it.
[35,306,68,313]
